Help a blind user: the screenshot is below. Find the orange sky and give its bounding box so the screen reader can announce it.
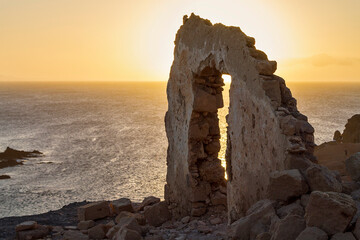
[0,0,359,82]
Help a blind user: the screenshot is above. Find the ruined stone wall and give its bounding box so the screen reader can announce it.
[165,14,316,220]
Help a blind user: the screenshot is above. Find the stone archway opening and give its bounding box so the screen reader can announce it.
[187,66,230,216]
[218,74,231,179]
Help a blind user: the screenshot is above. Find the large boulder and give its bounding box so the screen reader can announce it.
[106,216,141,239]
[296,227,328,240]
[305,191,357,235]
[305,165,342,192]
[267,169,309,201]
[144,201,171,227]
[345,153,360,181]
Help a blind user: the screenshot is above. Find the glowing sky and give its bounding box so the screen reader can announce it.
[0,0,359,82]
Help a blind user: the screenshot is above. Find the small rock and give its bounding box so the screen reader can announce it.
[115,227,142,240]
[255,232,271,240]
[107,216,141,239]
[111,198,134,214]
[331,232,356,240]
[300,194,310,208]
[346,153,360,182]
[15,221,37,232]
[78,220,95,230]
[16,225,51,240]
[181,216,190,224]
[305,191,357,235]
[63,230,89,240]
[210,217,222,225]
[267,169,309,201]
[296,227,327,240]
[77,201,110,221]
[198,225,212,234]
[144,201,171,227]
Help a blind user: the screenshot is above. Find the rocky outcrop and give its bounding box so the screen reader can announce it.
[165,13,315,221]
[0,147,43,169]
[334,115,360,143]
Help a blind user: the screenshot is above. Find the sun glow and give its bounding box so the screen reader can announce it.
[0,0,359,82]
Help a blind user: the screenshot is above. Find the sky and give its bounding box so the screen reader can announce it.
[0,0,359,82]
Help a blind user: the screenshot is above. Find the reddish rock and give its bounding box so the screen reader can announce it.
[193,88,217,113]
[15,221,37,232]
[77,220,95,230]
[16,225,51,240]
[267,169,309,201]
[144,201,171,227]
[77,201,110,221]
[138,196,161,211]
[111,198,134,214]
[88,224,106,239]
[296,227,327,240]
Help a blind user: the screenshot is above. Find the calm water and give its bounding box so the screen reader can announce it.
[0,81,359,218]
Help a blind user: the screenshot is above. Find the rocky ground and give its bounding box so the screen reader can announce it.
[1,197,228,240]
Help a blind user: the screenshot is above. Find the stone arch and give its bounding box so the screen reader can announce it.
[165,14,316,221]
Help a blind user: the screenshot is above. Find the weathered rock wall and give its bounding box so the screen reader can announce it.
[165,14,316,221]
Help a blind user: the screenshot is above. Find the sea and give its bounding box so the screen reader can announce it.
[0,81,359,218]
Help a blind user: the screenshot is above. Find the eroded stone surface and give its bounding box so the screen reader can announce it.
[165,13,315,221]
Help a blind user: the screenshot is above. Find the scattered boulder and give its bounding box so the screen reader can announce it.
[345,153,360,181]
[271,214,306,240]
[77,201,110,221]
[115,227,142,240]
[138,196,161,211]
[331,232,356,240]
[144,201,171,227]
[229,199,276,240]
[111,198,134,214]
[15,221,38,232]
[296,227,328,240]
[16,225,50,240]
[276,202,304,219]
[305,191,357,235]
[267,169,309,201]
[305,165,342,192]
[63,230,89,240]
[107,216,142,239]
[353,217,360,239]
[77,220,95,230]
[88,224,106,239]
